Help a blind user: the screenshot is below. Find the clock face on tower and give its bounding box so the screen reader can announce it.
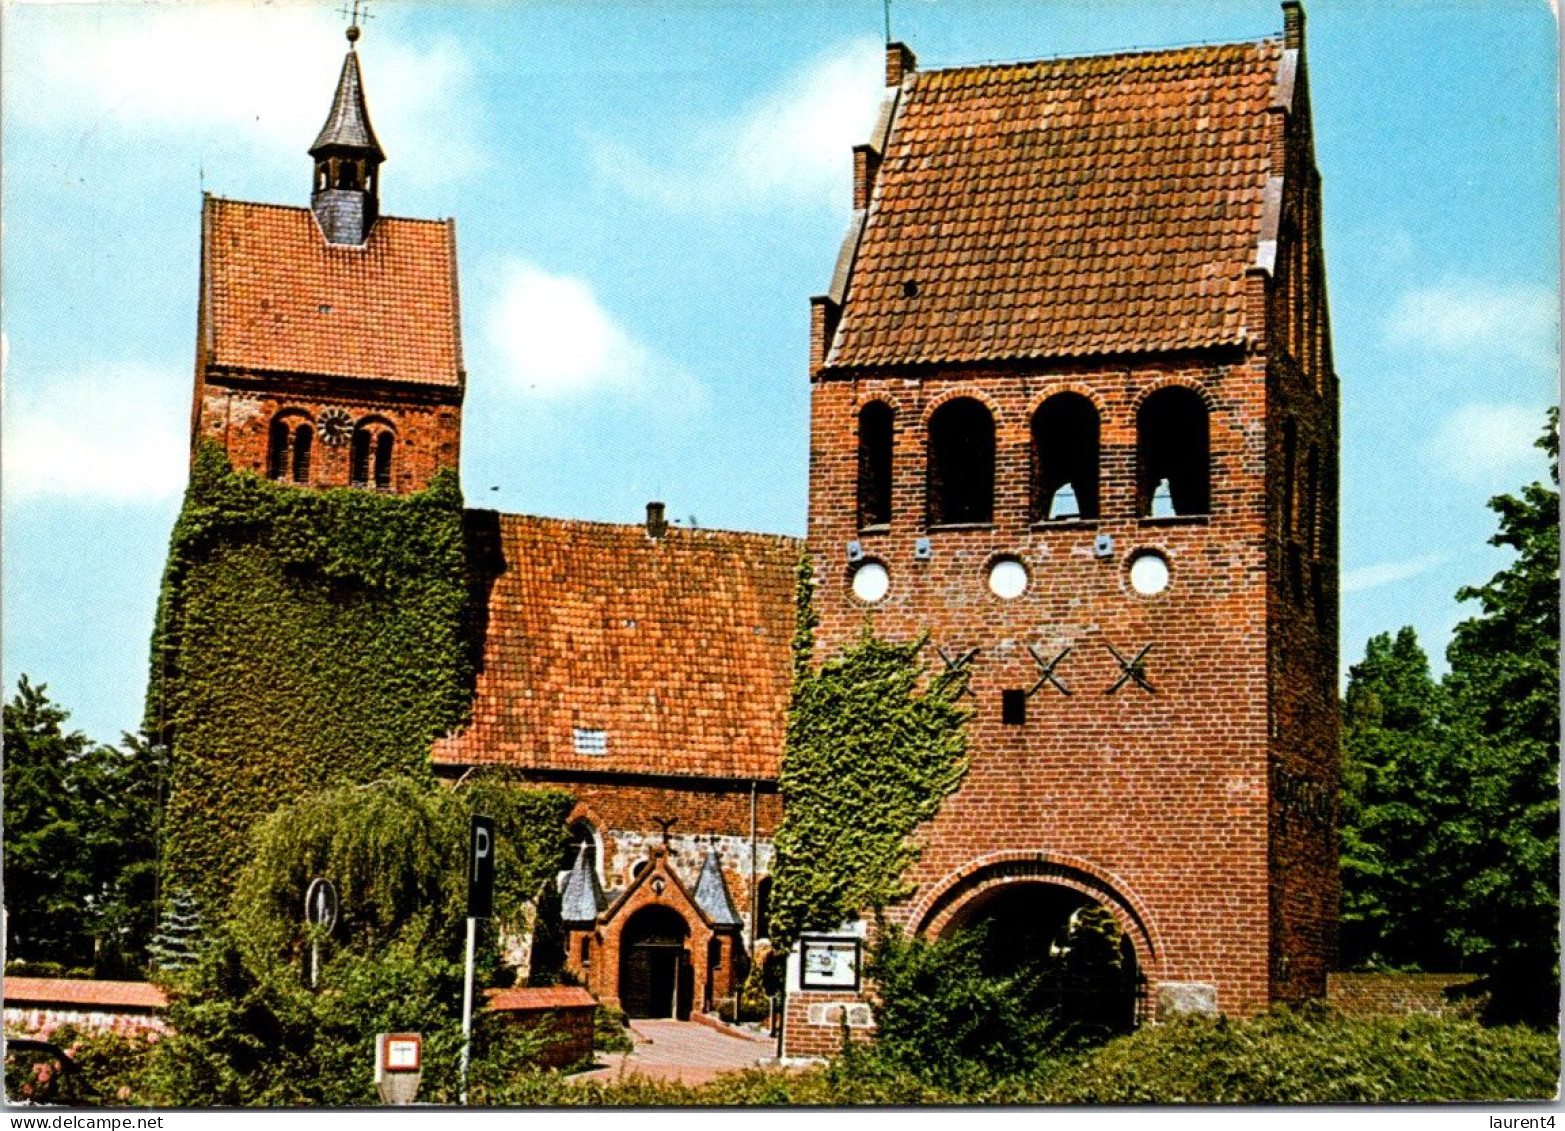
[318,407,352,446]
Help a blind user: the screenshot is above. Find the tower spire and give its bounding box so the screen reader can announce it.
[309,9,385,245]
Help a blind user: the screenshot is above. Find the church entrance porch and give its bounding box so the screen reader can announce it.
[619,905,694,1019]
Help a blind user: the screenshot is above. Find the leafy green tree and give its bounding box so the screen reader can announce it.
[3,676,96,968]
[1338,628,1454,969]
[144,777,573,1104]
[1438,410,1559,1025]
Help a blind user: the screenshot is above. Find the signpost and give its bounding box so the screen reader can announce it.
[374,1032,422,1105]
[460,815,494,1105]
[303,877,338,989]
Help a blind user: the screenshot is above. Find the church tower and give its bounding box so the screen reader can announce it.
[189,20,464,494]
[792,2,1337,1054]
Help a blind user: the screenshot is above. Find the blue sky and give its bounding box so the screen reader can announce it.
[3,0,1558,744]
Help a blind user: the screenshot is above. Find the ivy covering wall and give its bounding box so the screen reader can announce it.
[769,557,971,947]
[147,444,475,909]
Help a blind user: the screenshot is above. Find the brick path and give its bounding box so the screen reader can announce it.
[574,1019,776,1086]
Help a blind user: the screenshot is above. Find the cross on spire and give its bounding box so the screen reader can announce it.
[337,0,373,44]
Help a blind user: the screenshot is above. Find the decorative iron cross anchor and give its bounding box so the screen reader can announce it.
[654,816,677,846]
[1104,641,1155,695]
[1026,644,1073,697]
[935,645,979,697]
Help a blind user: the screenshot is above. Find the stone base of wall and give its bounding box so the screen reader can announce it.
[781,991,874,1061]
[1326,972,1485,1019]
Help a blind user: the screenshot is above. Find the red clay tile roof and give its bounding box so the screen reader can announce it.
[485,986,596,1012]
[432,514,800,781]
[4,978,167,1012]
[827,39,1283,368]
[201,196,462,387]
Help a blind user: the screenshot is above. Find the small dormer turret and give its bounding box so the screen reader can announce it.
[309,23,385,245]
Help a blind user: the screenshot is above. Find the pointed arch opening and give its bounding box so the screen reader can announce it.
[1030,392,1100,522]
[927,397,995,527]
[1137,387,1209,518]
[857,401,894,530]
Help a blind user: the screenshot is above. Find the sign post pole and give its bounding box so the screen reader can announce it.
[460,814,494,1106]
[460,915,476,1103]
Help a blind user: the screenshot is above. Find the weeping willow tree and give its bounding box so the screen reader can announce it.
[144,778,574,1106]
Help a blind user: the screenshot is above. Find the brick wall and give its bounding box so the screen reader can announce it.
[807,350,1280,1018]
[1326,973,1484,1019]
[195,373,461,493]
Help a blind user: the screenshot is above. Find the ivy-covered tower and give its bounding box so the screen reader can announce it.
[792,2,1338,1055]
[157,20,475,909]
[190,22,463,494]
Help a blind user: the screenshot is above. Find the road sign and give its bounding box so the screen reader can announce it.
[468,815,494,919]
[305,877,339,933]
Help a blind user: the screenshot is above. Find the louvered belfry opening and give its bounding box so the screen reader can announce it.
[927,397,995,527]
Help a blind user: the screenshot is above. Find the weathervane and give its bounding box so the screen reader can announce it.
[337,0,373,44]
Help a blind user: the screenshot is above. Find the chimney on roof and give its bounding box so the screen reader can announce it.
[886,42,916,88]
[1281,1,1305,49]
[646,501,668,540]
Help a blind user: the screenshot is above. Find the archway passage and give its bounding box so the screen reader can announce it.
[943,882,1141,1039]
[618,905,693,1019]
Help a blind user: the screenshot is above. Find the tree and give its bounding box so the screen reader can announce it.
[2,677,168,977]
[1338,628,1455,969]
[3,677,96,968]
[144,777,574,1104]
[1438,409,1559,1025]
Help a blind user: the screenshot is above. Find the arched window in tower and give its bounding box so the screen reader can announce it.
[1137,387,1209,518]
[1304,443,1320,558]
[269,412,314,484]
[1030,393,1100,522]
[857,401,894,529]
[351,418,396,490]
[268,418,291,481]
[351,429,372,487]
[927,397,995,527]
[291,424,313,484]
[374,430,394,490]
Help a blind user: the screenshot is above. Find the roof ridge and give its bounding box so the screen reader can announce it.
[206,195,451,228]
[485,509,802,544]
[917,34,1279,77]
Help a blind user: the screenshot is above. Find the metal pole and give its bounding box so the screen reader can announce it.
[460,915,475,1104]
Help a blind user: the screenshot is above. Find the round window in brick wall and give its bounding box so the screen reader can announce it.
[1128,550,1171,596]
[850,561,890,603]
[987,557,1029,600]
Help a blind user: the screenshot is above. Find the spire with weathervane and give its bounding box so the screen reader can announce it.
[309,3,385,245]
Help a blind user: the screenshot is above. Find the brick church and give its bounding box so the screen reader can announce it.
[185,2,1337,1058]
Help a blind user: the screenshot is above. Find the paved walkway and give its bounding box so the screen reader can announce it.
[574,1019,776,1086]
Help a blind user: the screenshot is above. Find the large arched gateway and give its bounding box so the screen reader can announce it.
[618,904,693,1019]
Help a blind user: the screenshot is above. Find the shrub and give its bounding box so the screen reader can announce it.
[1007,1004,1560,1104]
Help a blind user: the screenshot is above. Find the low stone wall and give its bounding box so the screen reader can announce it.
[3,977,168,1037]
[1326,972,1485,1019]
[485,986,597,1069]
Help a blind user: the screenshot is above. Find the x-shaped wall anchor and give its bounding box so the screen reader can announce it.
[1026,644,1073,697]
[1104,641,1155,695]
[935,645,978,697]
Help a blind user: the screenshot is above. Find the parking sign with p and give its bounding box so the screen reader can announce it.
[468,814,494,919]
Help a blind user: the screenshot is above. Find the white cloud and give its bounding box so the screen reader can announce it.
[1341,552,1451,594]
[592,37,883,213]
[1421,402,1549,486]
[486,260,703,404]
[1386,281,1558,365]
[7,3,479,186]
[4,364,187,502]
